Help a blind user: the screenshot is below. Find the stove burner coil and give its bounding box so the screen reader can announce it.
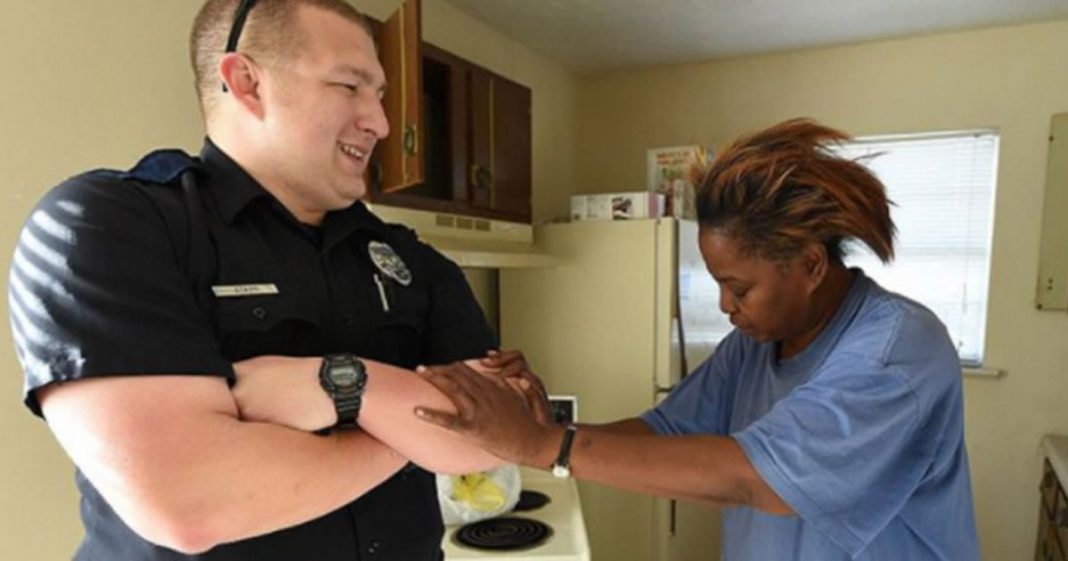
[454,517,553,551]
[513,490,551,512]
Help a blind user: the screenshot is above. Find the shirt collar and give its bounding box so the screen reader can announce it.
[773,268,872,378]
[198,138,393,246]
[322,199,392,250]
[199,138,271,225]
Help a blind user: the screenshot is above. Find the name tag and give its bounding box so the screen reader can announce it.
[211,284,280,298]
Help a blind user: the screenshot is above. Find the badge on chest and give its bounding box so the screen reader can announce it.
[368,241,412,313]
[368,241,412,287]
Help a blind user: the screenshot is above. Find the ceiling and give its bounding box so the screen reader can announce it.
[442,0,1068,74]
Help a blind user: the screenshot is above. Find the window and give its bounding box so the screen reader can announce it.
[833,131,999,365]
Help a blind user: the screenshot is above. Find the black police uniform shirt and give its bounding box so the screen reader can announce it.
[8,139,496,560]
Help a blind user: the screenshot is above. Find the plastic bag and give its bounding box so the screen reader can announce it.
[437,464,521,526]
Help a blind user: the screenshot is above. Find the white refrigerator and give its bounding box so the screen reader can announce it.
[499,218,731,561]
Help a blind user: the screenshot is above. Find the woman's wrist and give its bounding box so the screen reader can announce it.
[525,424,567,469]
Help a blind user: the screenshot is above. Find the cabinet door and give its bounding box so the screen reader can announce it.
[469,71,532,222]
[376,0,423,192]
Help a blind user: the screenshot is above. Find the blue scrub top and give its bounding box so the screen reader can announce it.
[642,270,979,561]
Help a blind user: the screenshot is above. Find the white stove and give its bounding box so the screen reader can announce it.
[442,468,591,561]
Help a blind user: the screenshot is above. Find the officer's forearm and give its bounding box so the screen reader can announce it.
[359,359,506,474]
[39,375,407,554]
[232,355,504,474]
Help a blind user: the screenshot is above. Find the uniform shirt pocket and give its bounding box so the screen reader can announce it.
[215,295,325,360]
[361,278,427,369]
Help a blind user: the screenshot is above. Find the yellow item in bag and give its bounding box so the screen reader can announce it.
[437,465,521,525]
[451,472,506,512]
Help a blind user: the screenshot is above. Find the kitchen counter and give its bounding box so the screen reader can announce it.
[1043,434,1068,484]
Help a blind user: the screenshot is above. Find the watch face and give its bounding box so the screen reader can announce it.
[330,365,360,387]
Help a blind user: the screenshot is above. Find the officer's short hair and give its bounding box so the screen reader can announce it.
[190,0,373,119]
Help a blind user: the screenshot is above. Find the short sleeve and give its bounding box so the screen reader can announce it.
[415,242,496,364]
[641,331,743,436]
[732,353,932,557]
[8,175,233,416]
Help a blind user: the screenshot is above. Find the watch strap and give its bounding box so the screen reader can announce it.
[551,424,577,478]
[333,393,362,426]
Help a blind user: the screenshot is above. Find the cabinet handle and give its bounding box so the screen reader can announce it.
[403,125,418,156]
[470,164,494,191]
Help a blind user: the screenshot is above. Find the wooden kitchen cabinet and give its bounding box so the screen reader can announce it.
[468,65,532,221]
[368,0,533,223]
[374,0,423,192]
[1036,459,1068,561]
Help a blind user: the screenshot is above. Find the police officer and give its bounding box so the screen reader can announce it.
[8,0,508,559]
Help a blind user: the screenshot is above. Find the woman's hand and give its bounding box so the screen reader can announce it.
[479,349,553,426]
[231,356,335,432]
[414,361,559,466]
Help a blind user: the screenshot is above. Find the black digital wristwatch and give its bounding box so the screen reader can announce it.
[319,353,368,427]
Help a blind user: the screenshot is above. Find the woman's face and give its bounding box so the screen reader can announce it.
[698,228,821,345]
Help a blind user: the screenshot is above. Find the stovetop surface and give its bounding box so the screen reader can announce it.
[513,490,551,512]
[442,468,590,560]
[454,516,552,551]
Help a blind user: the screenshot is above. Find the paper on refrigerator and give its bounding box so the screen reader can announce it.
[647,145,712,219]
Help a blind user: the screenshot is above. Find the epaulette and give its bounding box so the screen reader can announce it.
[122,149,202,185]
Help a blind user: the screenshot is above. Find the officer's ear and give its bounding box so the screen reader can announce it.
[218,53,265,119]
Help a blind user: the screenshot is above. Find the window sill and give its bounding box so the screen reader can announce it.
[962,366,1003,379]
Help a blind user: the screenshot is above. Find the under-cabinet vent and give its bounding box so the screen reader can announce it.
[370,204,534,245]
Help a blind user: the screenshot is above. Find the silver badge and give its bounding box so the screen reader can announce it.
[368,241,412,286]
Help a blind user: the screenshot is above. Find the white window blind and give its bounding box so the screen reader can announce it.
[833,131,999,365]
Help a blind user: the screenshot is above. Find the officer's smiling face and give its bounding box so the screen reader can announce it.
[260,6,389,223]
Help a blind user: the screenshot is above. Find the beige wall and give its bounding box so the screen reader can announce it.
[575,19,1068,560]
[0,1,576,558]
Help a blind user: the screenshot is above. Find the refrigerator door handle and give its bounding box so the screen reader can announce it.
[669,499,677,537]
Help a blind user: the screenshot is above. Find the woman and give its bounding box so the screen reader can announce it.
[416,119,980,560]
